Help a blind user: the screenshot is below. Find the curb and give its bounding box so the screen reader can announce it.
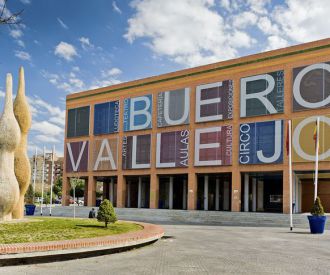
[0,221,164,267]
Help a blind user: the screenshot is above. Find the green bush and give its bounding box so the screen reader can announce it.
[25,184,34,204]
[53,176,63,197]
[311,196,325,216]
[97,199,117,228]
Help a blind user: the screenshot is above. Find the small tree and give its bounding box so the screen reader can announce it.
[25,184,34,204]
[53,176,63,197]
[70,179,85,203]
[97,199,117,228]
[311,196,325,216]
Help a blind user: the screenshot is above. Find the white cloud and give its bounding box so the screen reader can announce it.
[69,77,84,89]
[35,135,61,143]
[41,69,85,93]
[27,143,43,155]
[265,35,289,51]
[20,0,31,4]
[89,67,123,89]
[31,121,63,137]
[257,17,279,36]
[246,0,270,15]
[9,29,23,39]
[219,0,243,12]
[272,0,330,43]
[112,1,122,14]
[125,0,254,67]
[29,96,65,126]
[232,11,258,29]
[219,0,231,11]
[54,41,78,61]
[124,0,330,65]
[79,37,94,50]
[72,66,80,72]
[230,30,256,48]
[16,40,25,47]
[89,79,122,90]
[15,50,31,61]
[102,68,122,77]
[57,18,68,29]
[0,90,4,98]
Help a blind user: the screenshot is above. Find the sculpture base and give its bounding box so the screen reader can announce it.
[0,213,13,222]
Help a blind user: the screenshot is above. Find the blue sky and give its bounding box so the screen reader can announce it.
[0,0,329,156]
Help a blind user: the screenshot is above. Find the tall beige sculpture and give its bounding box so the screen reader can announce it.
[12,67,32,219]
[0,74,21,221]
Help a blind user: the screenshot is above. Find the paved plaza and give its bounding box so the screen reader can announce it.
[2,224,330,275]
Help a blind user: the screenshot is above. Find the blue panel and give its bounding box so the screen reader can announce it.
[239,120,283,164]
[94,100,120,135]
[94,102,110,135]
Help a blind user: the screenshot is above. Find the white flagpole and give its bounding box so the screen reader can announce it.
[314,117,320,201]
[40,146,45,216]
[32,147,38,202]
[288,120,293,231]
[49,146,55,216]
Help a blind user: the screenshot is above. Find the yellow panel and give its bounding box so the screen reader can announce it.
[292,115,330,162]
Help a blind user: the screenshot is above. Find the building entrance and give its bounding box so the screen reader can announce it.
[241,172,283,213]
[96,176,117,207]
[126,176,150,208]
[197,173,231,211]
[159,175,187,210]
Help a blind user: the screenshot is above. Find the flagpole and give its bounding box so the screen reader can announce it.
[314,117,320,201]
[49,146,55,216]
[288,120,293,231]
[40,146,45,216]
[32,147,38,202]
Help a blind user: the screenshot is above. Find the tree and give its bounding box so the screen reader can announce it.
[34,191,42,198]
[0,0,23,25]
[70,179,85,200]
[25,184,34,204]
[53,176,63,197]
[311,196,325,216]
[97,199,117,228]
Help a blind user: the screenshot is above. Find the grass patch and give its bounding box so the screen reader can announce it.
[0,218,142,244]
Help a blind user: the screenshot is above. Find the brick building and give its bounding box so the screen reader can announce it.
[30,153,63,192]
[63,38,330,213]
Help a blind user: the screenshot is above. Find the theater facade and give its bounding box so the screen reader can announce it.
[63,38,330,214]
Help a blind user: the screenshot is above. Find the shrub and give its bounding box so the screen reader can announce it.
[311,196,325,216]
[97,199,117,228]
[25,184,34,204]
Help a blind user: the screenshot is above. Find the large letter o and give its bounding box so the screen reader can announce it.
[293,116,330,161]
[293,63,330,109]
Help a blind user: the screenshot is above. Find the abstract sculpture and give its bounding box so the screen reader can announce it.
[0,73,21,221]
[12,67,32,219]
